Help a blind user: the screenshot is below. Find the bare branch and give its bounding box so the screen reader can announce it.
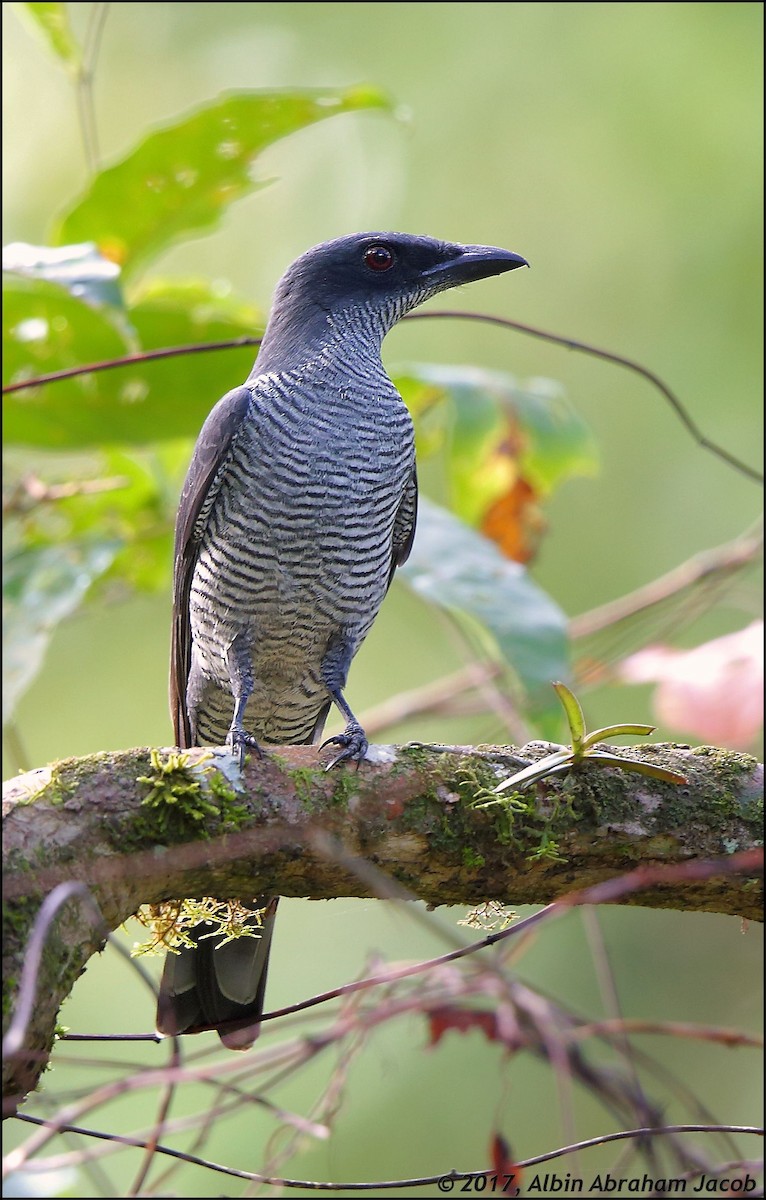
[2,472,130,516]
[570,525,763,642]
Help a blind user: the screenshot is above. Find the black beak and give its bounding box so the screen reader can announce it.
[424,244,529,286]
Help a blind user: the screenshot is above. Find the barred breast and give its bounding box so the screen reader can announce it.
[188,358,414,748]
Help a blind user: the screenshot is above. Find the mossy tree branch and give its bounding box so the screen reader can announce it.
[3,739,763,1106]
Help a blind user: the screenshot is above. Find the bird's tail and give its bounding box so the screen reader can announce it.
[158,705,330,1047]
[156,896,279,1050]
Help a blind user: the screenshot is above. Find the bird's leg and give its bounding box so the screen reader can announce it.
[319,633,368,769]
[226,633,261,767]
[321,688,369,769]
[227,696,261,767]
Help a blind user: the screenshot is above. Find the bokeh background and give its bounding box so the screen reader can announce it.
[3,4,762,1196]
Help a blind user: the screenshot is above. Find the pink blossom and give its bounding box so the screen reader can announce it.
[619,620,763,749]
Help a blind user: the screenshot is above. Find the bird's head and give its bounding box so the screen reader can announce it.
[254,232,528,371]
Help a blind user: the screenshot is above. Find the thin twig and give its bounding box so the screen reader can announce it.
[357,662,502,735]
[582,907,660,1173]
[75,3,109,174]
[3,310,761,484]
[2,473,130,516]
[2,883,109,1061]
[570,525,763,640]
[10,1114,762,1191]
[518,1125,763,1172]
[564,1018,762,1048]
[256,849,761,1029]
[1,337,262,393]
[127,1039,181,1198]
[406,310,764,484]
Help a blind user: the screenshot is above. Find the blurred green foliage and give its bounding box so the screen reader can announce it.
[3,41,592,731]
[2,4,762,1196]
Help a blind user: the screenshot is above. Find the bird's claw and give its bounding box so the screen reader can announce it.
[227,727,262,768]
[321,722,369,771]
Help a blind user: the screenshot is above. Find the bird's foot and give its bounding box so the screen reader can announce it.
[321,722,369,771]
[227,725,262,768]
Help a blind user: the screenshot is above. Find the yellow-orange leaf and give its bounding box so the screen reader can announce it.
[480,477,546,564]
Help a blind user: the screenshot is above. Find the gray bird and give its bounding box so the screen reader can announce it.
[157,232,528,1048]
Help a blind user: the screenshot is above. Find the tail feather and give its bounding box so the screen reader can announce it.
[156,897,279,1049]
[159,706,325,1047]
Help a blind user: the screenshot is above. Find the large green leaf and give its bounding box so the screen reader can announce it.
[3,540,117,722]
[2,273,133,447]
[52,87,392,277]
[398,497,570,718]
[2,274,262,448]
[125,279,264,436]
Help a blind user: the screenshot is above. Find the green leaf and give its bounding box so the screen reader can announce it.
[552,680,586,752]
[2,444,183,713]
[52,87,392,277]
[582,751,688,784]
[125,279,264,437]
[3,540,117,722]
[13,3,81,71]
[492,750,574,794]
[394,365,599,522]
[505,375,600,496]
[2,275,262,448]
[398,497,569,717]
[2,273,133,447]
[580,722,656,749]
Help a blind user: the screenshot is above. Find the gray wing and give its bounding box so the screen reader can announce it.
[170,385,253,748]
[387,464,418,590]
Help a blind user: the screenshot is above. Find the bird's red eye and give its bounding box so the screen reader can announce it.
[363,244,394,271]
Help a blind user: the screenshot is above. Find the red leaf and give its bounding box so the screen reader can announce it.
[490,1132,523,1196]
[428,1005,499,1045]
[428,1005,503,1045]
